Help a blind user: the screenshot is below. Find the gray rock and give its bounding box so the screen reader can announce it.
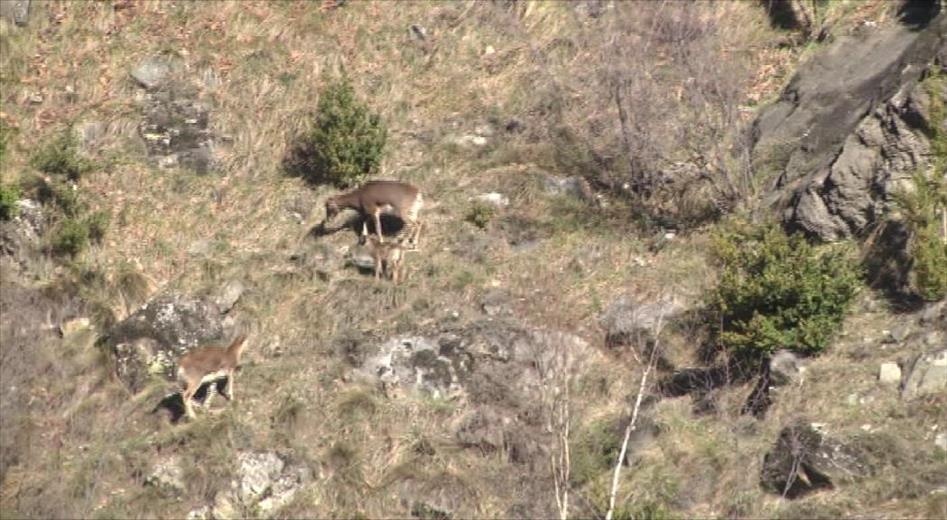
[214,280,245,313]
[902,348,947,399]
[358,336,466,399]
[887,324,912,344]
[237,451,284,504]
[769,350,806,387]
[543,175,594,202]
[761,420,870,498]
[0,0,30,27]
[918,300,946,328]
[348,242,376,270]
[754,15,947,240]
[480,288,510,317]
[257,464,311,517]
[145,456,185,495]
[601,295,685,350]
[878,362,902,385]
[0,199,46,274]
[106,295,224,392]
[936,432,947,452]
[455,408,506,452]
[131,57,174,90]
[204,451,311,519]
[138,84,217,174]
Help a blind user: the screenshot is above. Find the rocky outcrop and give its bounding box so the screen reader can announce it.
[0,199,46,274]
[106,295,225,392]
[901,348,947,399]
[754,13,947,241]
[187,451,312,519]
[353,319,594,467]
[132,57,220,174]
[761,420,871,498]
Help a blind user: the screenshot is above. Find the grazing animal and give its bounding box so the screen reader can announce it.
[176,334,248,419]
[324,180,423,249]
[367,235,406,283]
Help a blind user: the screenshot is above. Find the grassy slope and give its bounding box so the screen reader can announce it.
[1,1,942,519]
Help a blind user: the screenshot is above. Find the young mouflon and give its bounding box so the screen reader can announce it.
[367,235,406,283]
[324,180,423,249]
[176,334,248,419]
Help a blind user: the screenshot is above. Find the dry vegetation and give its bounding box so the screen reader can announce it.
[0,1,941,519]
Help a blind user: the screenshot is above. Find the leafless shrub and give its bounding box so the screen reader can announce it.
[514,1,759,227]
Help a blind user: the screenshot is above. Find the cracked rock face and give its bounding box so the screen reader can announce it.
[754,14,947,241]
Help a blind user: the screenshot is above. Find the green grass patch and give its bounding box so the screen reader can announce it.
[31,130,95,181]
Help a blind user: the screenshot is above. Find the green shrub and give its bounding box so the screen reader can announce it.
[47,212,108,258]
[0,119,11,166]
[51,217,90,257]
[465,201,496,229]
[709,220,861,357]
[24,175,84,216]
[31,131,94,181]
[85,211,110,244]
[296,78,387,187]
[0,183,19,221]
[893,170,947,301]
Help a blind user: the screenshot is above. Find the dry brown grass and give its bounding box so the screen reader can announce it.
[1,1,931,518]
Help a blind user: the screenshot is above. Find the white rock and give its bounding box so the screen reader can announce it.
[879,362,902,385]
[60,317,91,337]
[473,192,509,208]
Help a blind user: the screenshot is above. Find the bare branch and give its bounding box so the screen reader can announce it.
[605,312,665,520]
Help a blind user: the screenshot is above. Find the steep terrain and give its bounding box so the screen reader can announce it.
[1,1,945,519]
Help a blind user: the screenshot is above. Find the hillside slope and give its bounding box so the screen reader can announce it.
[1,1,945,519]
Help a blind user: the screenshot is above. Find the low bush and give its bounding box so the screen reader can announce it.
[893,170,947,301]
[293,78,387,188]
[464,202,497,229]
[0,183,19,221]
[30,131,94,181]
[709,220,861,357]
[50,217,91,257]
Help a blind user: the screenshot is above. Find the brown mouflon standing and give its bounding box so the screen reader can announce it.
[176,334,248,419]
[367,235,406,283]
[324,180,424,249]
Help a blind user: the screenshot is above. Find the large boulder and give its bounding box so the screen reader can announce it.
[902,348,947,399]
[761,420,871,498]
[754,13,947,241]
[353,319,594,467]
[601,295,685,349]
[189,451,312,520]
[105,295,225,392]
